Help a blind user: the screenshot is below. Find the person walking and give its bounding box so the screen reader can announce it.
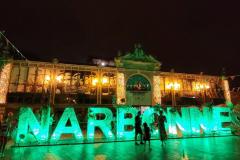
[158,110,167,146]
[135,111,144,145]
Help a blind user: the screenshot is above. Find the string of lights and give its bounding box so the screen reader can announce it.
[0,31,28,60]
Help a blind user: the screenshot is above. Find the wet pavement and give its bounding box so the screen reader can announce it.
[1,136,240,160]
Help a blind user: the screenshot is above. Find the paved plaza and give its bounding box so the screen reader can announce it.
[1,136,240,160]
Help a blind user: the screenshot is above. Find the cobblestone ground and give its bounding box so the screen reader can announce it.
[1,136,240,160]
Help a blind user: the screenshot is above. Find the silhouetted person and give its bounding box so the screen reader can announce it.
[158,110,167,145]
[135,111,143,145]
[143,122,151,149]
[0,118,8,157]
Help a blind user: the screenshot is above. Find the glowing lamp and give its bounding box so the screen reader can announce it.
[102,77,108,84]
[92,78,98,86]
[173,82,180,90]
[205,85,210,89]
[166,82,180,90]
[56,75,63,82]
[45,75,51,81]
[166,83,173,89]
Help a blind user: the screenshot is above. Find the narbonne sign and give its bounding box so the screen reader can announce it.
[15,106,232,145]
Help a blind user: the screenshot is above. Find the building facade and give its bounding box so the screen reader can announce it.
[0,46,231,111]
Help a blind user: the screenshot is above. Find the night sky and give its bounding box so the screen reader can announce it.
[1,1,240,76]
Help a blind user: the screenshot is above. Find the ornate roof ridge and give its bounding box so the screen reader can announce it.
[115,45,161,71]
[121,44,160,63]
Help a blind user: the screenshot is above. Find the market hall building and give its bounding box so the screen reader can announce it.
[0,46,231,111]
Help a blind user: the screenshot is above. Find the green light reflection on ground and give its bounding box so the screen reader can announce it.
[3,136,240,160]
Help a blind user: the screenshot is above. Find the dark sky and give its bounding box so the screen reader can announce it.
[1,1,240,75]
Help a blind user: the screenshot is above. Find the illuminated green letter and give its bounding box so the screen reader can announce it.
[87,107,115,141]
[167,107,191,137]
[142,107,159,138]
[116,107,138,140]
[212,107,232,135]
[189,107,213,135]
[16,107,50,144]
[51,108,83,142]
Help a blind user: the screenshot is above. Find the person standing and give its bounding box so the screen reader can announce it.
[143,122,151,149]
[158,110,167,146]
[135,111,144,145]
[0,117,8,157]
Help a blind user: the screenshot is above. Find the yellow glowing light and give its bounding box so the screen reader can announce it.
[166,83,173,89]
[116,73,126,104]
[223,79,231,102]
[0,63,12,104]
[166,82,180,90]
[173,82,180,90]
[205,85,210,89]
[102,77,109,84]
[153,76,161,105]
[45,75,51,81]
[56,75,63,82]
[193,82,210,91]
[92,78,98,86]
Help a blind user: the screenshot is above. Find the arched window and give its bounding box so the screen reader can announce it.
[126,75,151,92]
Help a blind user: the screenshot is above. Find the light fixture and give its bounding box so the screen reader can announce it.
[166,82,180,90]
[92,78,98,86]
[205,85,210,89]
[166,83,173,89]
[45,75,51,81]
[102,77,109,84]
[56,75,63,82]
[173,82,180,90]
[193,82,210,91]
